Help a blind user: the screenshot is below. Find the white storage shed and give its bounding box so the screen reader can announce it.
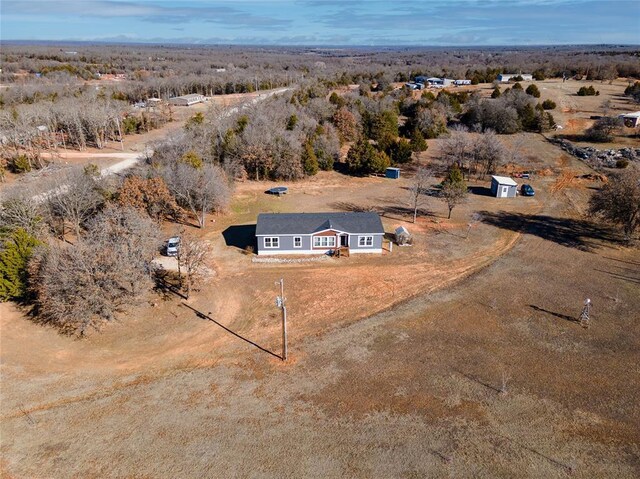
[491,176,518,198]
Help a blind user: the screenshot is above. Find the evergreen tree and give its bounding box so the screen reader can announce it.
[525,84,541,98]
[0,228,41,301]
[410,128,428,152]
[302,141,319,176]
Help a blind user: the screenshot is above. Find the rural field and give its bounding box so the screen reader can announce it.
[1,43,640,478]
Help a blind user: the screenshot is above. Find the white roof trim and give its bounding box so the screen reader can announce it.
[491,175,518,186]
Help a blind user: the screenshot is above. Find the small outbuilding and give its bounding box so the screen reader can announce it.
[385,167,401,179]
[619,111,640,128]
[491,175,518,198]
[169,94,206,106]
[497,73,533,82]
[395,226,412,245]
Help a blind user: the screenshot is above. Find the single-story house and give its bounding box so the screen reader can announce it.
[415,76,453,87]
[497,74,533,82]
[454,79,471,86]
[169,94,206,106]
[255,212,385,255]
[491,176,518,198]
[619,111,640,128]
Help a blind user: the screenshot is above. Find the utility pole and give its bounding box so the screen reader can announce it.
[276,278,287,361]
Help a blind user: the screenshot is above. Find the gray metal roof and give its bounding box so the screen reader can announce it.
[256,212,384,236]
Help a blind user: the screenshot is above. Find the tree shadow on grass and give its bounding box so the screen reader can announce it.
[222,224,257,251]
[329,200,434,222]
[593,269,640,285]
[469,186,494,197]
[329,201,378,213]
[478,210,620,251]
[180,302,282,360]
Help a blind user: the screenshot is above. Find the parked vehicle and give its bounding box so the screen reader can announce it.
[521,184,535,196]
[166,236,180,256]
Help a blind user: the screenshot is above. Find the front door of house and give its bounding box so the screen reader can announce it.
[340,235,348,247]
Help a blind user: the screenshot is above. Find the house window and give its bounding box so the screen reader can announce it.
[358,236,373,247]
[293,237,302,248]
[313,236,336,248]
[264,237,279,248]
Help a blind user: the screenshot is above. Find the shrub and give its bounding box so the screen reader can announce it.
[180,150,204,169]
[329,92,346,108]
[386,140,413,165]
[616,159,629,169]
[577,86,598,96]
[624,81,640,103]
[532,70,546,81]
[512,82,523,91]
[286,114,298,130]
[0,228,41,301]
[122,116,142,134]
[8,155,32,173]
[542,99,557,110]
[585,117,623,142]
[525,84,541,98]
[347,138,390,175]
[491,86,501,98]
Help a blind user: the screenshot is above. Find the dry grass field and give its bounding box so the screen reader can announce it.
[1,80,639,478]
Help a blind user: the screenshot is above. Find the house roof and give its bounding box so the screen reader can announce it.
[256,212,384,236]
[491,175,518,186]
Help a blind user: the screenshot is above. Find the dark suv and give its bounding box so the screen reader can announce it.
[521,184,535,196]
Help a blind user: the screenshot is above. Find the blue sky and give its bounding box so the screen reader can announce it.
[1,0,639,45]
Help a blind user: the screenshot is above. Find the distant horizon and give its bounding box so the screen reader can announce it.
[2,39,639,49]
[2,0,639,46]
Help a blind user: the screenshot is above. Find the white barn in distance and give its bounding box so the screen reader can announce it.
[498,73,533,82]
[169,94,206,106]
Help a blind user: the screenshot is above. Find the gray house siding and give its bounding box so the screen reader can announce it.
[257,232,384,255]
[348,233,384,251]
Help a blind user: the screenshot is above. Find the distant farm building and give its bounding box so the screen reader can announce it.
[619,111,640,128]
[415,76,454,87]
[491,176,518,198]
[497,74,533,82]
[454,79,472,86]
[169,94,206,106]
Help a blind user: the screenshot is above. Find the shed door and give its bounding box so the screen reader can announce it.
[501,186,509,197]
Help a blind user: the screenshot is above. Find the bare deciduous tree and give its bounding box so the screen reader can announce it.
[0,192,45,236]
[176,232,212,299]
[30,206,160,335]
[46,168,104,239]
[473,130,506,178]
[162,163,230,228]
[589,170,640,239]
